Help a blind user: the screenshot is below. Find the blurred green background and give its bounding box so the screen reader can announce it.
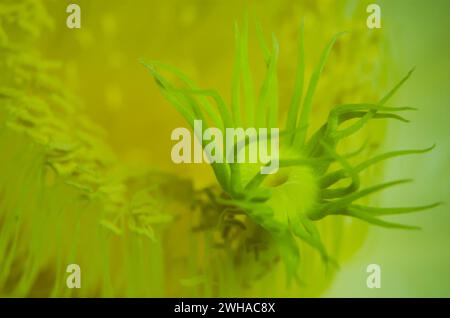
[41,0,450,297]
[326,0,450,297]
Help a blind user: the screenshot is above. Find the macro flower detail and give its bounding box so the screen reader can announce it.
[1,0,447,299]
[144,20,439,283]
